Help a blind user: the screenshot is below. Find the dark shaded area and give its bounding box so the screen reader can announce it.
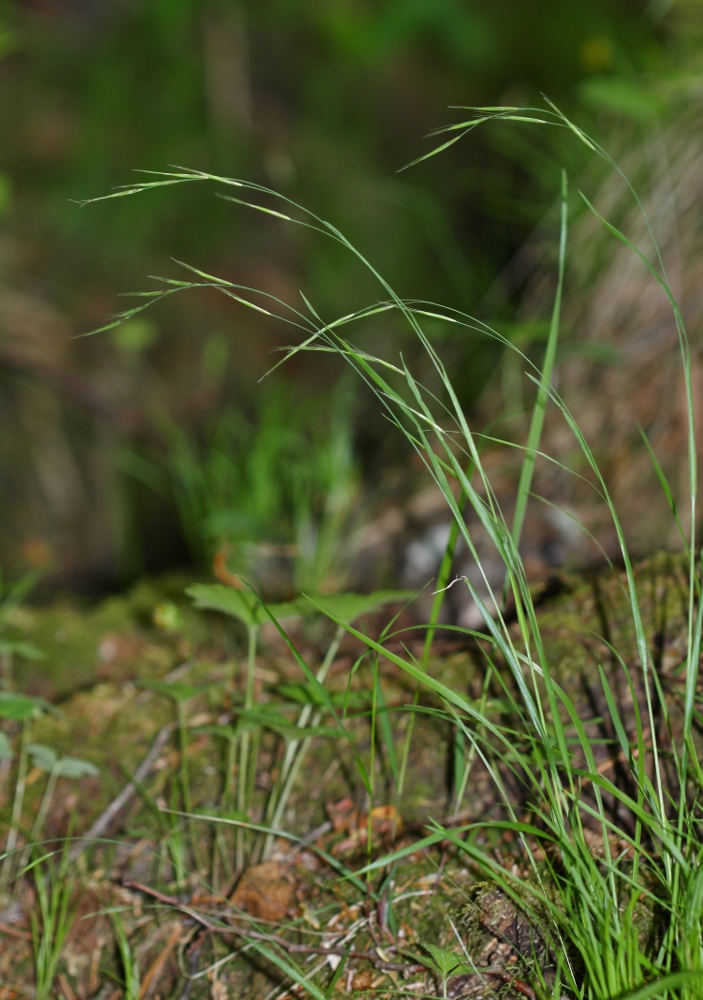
[0,0,685,591]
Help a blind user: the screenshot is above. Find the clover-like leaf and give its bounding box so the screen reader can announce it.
[54,756,100,779]
[27,744,99,778]
[0,692,51,721]
[27,743,58,772]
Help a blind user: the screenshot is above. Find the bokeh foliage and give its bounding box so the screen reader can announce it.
[0,0,688,585]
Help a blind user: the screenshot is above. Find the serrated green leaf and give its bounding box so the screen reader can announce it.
[187,583,308,626]
[187,583,261,624]
[400,948,441,976]
[401,944,471,979]
[302,590,414,623]
[421,943,471,977]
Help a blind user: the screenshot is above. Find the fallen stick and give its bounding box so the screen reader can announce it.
[122,878,421,974]
[69,723,175,862]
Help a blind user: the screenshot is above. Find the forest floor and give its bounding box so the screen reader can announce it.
[0,551,695,999]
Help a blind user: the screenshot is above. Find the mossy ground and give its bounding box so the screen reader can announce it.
[0,552,696,998]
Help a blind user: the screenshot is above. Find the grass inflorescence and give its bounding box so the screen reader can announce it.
[3,103,703,999]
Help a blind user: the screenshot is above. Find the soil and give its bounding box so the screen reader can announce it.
[0,550,698,998]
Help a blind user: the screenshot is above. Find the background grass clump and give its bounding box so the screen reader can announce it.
[0,0,698,589]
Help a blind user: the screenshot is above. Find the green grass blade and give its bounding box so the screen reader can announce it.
[511,168,568,549]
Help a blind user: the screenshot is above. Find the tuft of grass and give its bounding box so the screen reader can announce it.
[0,568,45,692]
[111,909,142,1000]
[121,380,361,595]
[30,852,79,1000]
[187,582,412,874]
[76,102,703,999]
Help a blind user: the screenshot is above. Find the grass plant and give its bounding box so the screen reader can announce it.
[0,691,56,887]
[0,569,44,691]
[18,745,99,873]
[187,583,410,871]
[64,102,703,998]
[111,909,142,1000]
[124,381,360,593]
[1,579,415,995]
[137,677,208,875]
[30,853,79,1000]
[0,571,98,888]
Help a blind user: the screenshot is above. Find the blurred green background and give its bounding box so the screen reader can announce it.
[0,0,692,593]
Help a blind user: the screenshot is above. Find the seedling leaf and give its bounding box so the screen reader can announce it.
[0,693,51,720]
[27,743,57,772]
[401,943,472,979]
[54,757,100,779]
[187,583,307,626]
[302,589,414,623]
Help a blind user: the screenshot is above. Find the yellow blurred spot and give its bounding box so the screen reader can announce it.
[20,537,54,569]
[153,601,182,632]
[300,903,321,930]
[581,36,613,73]
[111,317,159,355]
